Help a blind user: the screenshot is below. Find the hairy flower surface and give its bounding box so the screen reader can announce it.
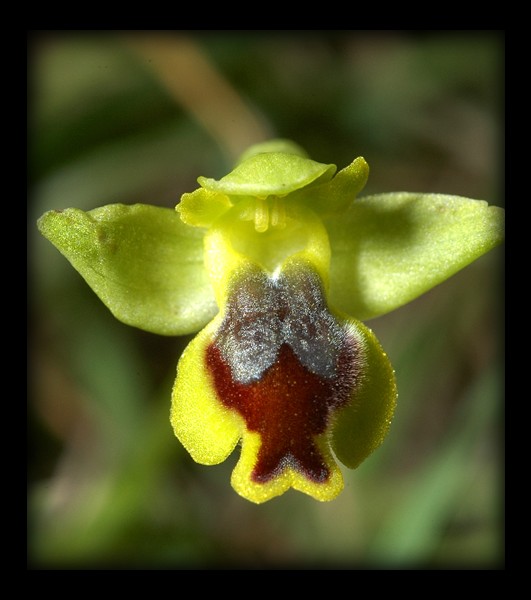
[38,139,504,503]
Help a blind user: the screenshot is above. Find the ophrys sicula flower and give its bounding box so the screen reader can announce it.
[37,139,504,503]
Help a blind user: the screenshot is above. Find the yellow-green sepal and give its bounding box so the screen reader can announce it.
[37,203,217,336]
[198,152,337,198]
[326,192,505,321]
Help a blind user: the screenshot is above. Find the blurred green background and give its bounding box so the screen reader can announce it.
[28,31,504,569]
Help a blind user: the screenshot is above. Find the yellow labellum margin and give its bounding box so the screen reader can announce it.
[171,202,397,503]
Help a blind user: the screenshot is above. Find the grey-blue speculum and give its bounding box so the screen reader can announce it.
[215,260,361,385]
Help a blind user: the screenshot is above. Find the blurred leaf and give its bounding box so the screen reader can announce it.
[31,120,217,216]
[366,365,502,566]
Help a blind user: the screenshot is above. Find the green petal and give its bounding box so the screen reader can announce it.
[326,193,505,320]
[37,204,217,336]
[296,156,369,215]
[177,188,232,228]
[198,152,336,198]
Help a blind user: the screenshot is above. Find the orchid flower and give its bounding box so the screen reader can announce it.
[37,139,504,504]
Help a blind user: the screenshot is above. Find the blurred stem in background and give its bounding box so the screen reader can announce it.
[28,31,503,569]
[125,34,272,161]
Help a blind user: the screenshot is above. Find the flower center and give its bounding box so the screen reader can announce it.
[247,197,287,233]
